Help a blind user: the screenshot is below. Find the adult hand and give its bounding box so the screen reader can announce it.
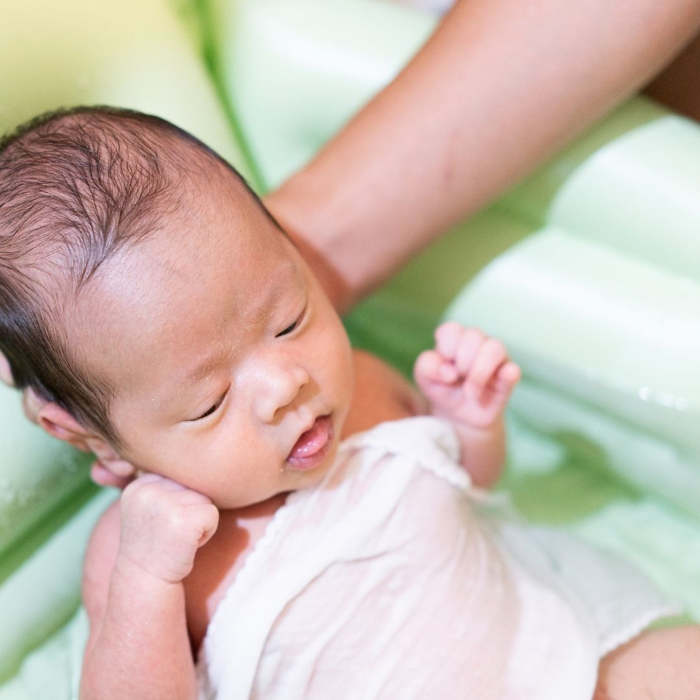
[1,349,134,489]
[90,461,135,489]
[0,351,12,387]
[0,350,47,423]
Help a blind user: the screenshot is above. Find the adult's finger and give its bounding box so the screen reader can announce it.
[22,386,46,424]
[0,352,14,386]
[90,461,134,490]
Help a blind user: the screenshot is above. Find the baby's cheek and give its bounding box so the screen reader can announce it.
[315,316,351,380]
[332,334,354,399]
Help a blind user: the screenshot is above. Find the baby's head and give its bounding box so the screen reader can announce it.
[0,107,353,507]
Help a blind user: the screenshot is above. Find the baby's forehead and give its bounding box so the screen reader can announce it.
[70,247,301,423]
[69,200,297,358]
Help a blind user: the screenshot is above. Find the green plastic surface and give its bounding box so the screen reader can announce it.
[0,0,251,181]
[2,0,700,695]
[0,386,93,559]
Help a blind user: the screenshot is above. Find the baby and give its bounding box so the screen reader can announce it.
[0,107,698,700]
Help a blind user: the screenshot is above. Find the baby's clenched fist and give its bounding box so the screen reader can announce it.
[414,322,521,429]
[117,474,219,584]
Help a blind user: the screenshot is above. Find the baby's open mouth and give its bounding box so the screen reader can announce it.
[286,414,333,471]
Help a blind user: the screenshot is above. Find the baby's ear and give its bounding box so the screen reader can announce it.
[37,402,92,452]
[37,403,136,480]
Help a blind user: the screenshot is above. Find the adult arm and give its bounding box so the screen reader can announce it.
[646,31,700,122]
[265,0,700,313]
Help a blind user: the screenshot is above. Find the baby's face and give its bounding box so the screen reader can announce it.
[67,171,353,508]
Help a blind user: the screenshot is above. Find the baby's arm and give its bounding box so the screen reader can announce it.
[414,322,520,487]
[80,475,218,700]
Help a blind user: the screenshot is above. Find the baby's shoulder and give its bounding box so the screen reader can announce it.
[343,349,425,438]
[183,494,285,654]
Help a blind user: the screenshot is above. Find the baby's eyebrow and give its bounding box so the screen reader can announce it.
[184,351,229,385]
[179,260,303,387]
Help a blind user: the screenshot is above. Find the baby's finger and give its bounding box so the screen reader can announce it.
[496,361,521,388]
[414,350,458,385]
[0,352,14,386]
[132,473,192,493]
[192,503,220,548]
[465,338,507,393]
[129,473,213,508]
[486,361,521,399]
[455,328,485,375]
[434,322,464,361]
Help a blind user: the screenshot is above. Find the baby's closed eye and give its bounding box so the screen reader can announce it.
[275,304,307,338]
[189,387,230,422]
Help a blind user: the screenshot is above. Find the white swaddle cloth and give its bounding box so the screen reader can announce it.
[197,416,676,699]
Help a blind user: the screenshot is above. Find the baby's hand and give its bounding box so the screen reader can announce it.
[414,322,521,429]
[117,474,219,584]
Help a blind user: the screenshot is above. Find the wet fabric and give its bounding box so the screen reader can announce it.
[197,417,675,699]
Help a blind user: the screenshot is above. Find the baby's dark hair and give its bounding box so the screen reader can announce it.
[0,106,262,448]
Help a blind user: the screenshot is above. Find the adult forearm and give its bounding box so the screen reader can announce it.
[267,0,700,312]
[645,31,700,121]
[80,559,196,700]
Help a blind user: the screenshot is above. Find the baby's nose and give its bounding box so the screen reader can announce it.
[254,364,310,423]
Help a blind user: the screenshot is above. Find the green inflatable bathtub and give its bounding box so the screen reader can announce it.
[1,1,699,696]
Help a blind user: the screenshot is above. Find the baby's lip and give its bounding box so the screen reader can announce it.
[286,414,333,470]
[296,412,318,438]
